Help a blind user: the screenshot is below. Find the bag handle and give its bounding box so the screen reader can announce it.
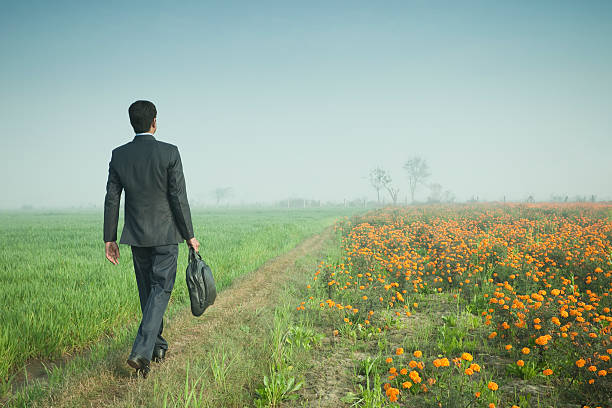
[189,246,202,261]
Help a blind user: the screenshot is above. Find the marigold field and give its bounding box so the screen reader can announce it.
[300,204,612,407]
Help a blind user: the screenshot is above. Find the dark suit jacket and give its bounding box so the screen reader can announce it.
[103,134,194,246]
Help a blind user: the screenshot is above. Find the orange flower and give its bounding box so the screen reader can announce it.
[385,357,393,364]
[543,368,553,376]
[402,381,412,388]
[461,352,473,362]
[385,386,400,402]
[433,357,450,368]
[487,381,498,391]
[576,359,586,368]
[521,347,530,355]
[413,350,423,358]
[535,335,551,346]
[396,347,404,355]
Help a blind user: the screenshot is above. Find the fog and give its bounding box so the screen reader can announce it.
[1,1,611,209]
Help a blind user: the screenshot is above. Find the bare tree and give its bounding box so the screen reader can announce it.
[213,187,233,205]
[386,184,400,205]
[369,167,391,204]
[403,157,431,203]
[380,172,400,205]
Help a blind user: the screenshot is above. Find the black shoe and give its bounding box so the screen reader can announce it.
[152,347,167,363]
[127,355,151,378]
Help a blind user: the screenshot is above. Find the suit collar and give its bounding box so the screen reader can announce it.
[133,134,156,142]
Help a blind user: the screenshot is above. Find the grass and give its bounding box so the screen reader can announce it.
[0,207,354,385]
[12,222,337,408]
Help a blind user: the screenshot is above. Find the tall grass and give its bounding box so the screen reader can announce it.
[0,208,350,382]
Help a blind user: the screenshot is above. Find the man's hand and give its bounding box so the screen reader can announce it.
[187,237,200,253]
[105,241,120,265]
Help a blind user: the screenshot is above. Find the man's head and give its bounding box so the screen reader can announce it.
[128,100,157,134]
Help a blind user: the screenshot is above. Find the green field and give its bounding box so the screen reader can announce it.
[0,208,352,383]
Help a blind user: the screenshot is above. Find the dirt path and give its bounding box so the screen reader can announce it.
[32,229,331,408]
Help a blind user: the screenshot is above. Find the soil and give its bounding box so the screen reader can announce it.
[291,335,355,408]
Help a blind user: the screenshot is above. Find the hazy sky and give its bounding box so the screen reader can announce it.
[1,0,611,208]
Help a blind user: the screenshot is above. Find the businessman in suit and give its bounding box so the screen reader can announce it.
[103,100,199,378]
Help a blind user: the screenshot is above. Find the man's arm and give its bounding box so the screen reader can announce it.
[167,146,195,244]
[104,151,122,264]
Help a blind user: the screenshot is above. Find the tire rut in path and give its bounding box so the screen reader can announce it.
[45,229,330,408]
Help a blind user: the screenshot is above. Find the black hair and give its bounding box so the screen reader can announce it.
[128,100,157,133]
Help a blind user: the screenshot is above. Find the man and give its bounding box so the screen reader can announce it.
[103,100,199,378]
